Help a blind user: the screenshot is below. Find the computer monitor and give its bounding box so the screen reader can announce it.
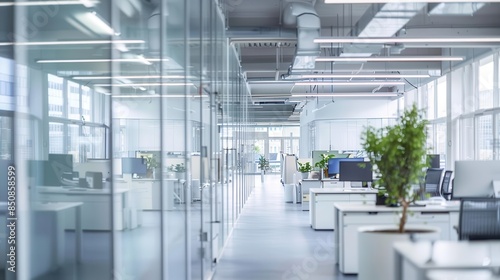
[453,160,500,198]
[328,158,364,178]
[339,161,373,182]
[74,159,111,180]
[46,154,74,186]
[121,157,147,176]
[428,154,440,168]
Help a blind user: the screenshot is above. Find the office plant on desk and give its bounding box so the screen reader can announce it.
[357,105,437,280]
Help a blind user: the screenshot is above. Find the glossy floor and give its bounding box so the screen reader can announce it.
[213,174,357,280]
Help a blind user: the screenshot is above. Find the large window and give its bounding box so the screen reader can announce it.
[427,82,435,120]
[477,115,493,160]
[436,77,447,119]
[67,81,80,120]
[48,74,64,117]
[478,56,494,109]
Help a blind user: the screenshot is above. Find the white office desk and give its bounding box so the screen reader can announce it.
[335,203,460,274]
[300,179,321,210]
[37,187,130,230]
[394,240,500,280]
[1,202,83,277]
[309,188,377,230]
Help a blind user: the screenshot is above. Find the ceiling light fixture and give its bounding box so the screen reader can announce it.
[94,83,194,87]
[0,0,98,6]
[36,58,166,64]
[300,74,430,79]
[111,94,206,98]
[291,93,399,97]
[316,56,464,62]
[295,81,405,86]
[314,37,500,44]
[73,75,189,80]
[325,0,498,3]
[0,39,144,46]
[87,11,120,36]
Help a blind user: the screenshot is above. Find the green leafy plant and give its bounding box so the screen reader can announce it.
[258,155,270,171]
[314,153,335,170]
[169,163,186,172]
[297,162,313,173]
[145,156,159,171]
[361,105,429,233]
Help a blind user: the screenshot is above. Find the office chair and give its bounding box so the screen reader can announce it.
[458,198,500,240]
[425,168,444,197]
[440,170,453,200]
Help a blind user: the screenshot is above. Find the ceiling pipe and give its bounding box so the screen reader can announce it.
[282,1,321,73]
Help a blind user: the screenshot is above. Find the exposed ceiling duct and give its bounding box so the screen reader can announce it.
[344,3,426,56]
[282,1,321,73]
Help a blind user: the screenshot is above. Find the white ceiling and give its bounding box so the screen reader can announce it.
[0,0,499,124]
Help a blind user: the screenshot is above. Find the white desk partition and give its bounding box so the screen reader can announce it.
[309,188,377,230]
[394,240,500,280]
[335,203,460,274]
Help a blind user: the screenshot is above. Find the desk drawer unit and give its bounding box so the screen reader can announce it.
[338,211,452,274]
[322,181,344,188]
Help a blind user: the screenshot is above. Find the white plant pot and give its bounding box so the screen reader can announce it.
[260,170,264,182]
[358,225,440,280]
[300,172,309,180]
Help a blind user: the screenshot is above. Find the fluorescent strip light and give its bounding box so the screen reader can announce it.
[88,11,119,36]
[300,74,430,78]
[0,1,98,6]
[73,75,189,80]
[316,56,463,62]
[37,58,167,64]
[136,55,152,65]
[0,40,144,46]
[295,81,405,86]
[112,95,206,98]
[95,83,193,87]
[314,37,500,44]
[325,0,499,3]
[291,93,399,97]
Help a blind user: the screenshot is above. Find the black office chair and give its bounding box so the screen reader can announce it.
[440,170,453,200]
[425,168,444,197]
[458,198,500,240]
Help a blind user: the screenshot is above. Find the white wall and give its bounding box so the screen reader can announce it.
[299,98,399,157]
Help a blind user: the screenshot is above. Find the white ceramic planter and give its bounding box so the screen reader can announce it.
[358,225,440,280]
[300,172,309,179]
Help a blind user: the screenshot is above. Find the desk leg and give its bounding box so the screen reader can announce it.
[394,251,403,280]
[75,205,82,263]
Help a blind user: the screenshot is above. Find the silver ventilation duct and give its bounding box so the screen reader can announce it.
[282,2,320,73]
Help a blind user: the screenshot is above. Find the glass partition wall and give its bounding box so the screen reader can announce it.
[2,1,253,279]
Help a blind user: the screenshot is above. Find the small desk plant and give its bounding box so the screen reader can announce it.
[357,104,433,280]
[258,155,270,182]
[314,153,335,179]
[169,163,186,180]
[145,155,159,179]
[297,162,312,179]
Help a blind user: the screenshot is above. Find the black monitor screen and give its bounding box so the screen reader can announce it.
[122,157,147,175]
[46,154,74,186]
[428,154,440,168]
[328,158,364,177]
[339,161,373,182]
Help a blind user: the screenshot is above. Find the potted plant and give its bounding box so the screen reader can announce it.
[314,153,335,178]
[145,156,159,179]
[297,162,312,179]
[169,163,186,180]
[357,105,437,280]
[258,155,270,182]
